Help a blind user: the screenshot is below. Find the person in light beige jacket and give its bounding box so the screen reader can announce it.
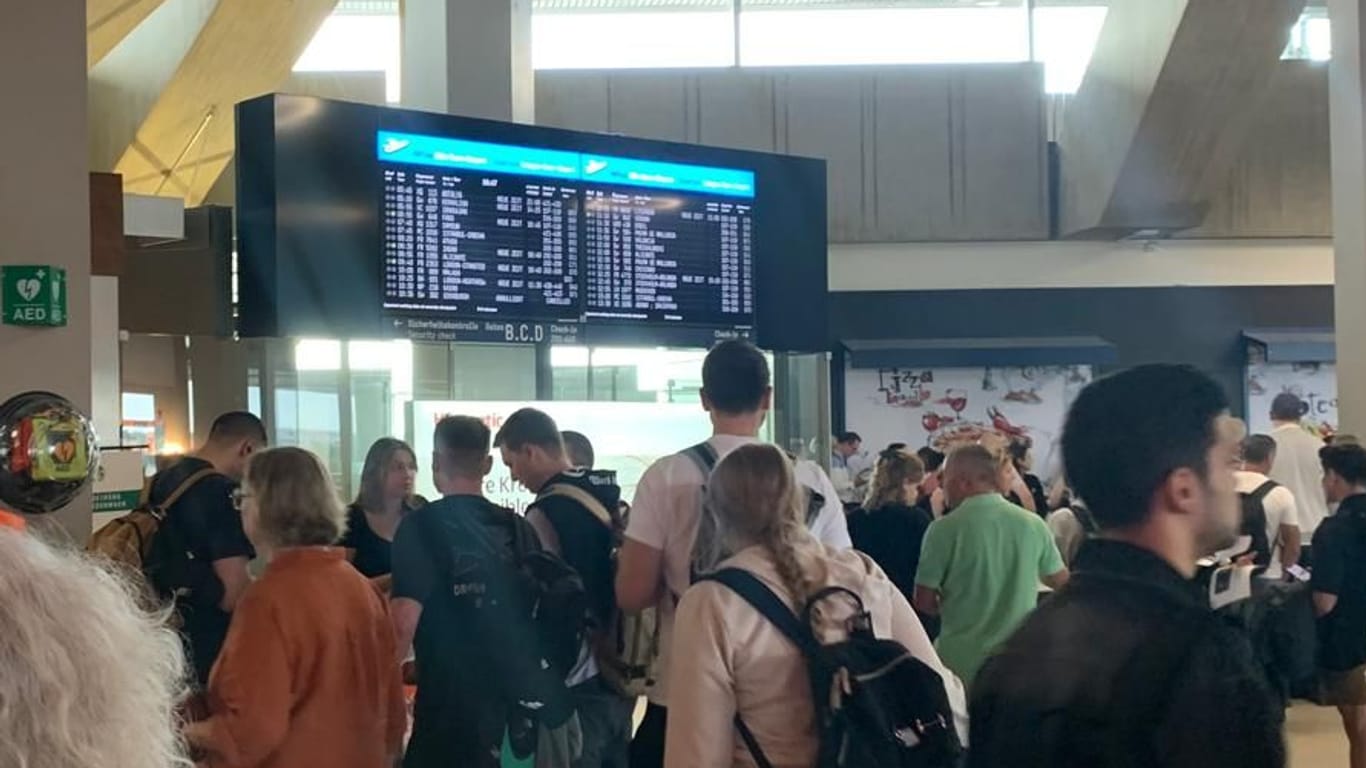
[665,444,968,768]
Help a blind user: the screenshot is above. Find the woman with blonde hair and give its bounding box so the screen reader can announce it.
[186,447,406,768]
[0,528,188,768]
[667,444,966,768]
[848,445,933,602]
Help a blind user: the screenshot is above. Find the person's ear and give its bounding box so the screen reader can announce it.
[699,389,712,412]
[761,387,774,411]
[1159,467,1202,517]
[481,455,493,477]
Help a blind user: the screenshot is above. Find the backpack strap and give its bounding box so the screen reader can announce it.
[681,441,720,478]
[149,468,220,520]
[1250,480,1279,504]
[539,483,616,531]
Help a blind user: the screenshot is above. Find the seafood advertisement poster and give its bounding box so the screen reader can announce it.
[845,365,1093,482]
[1246,362,1338,439]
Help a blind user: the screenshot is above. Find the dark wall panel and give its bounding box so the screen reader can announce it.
[830,285,1334,418]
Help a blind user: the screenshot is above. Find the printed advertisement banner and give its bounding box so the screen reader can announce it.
[410,401,718,513]
[1246,362,1338,439]
[844,365,1093,482]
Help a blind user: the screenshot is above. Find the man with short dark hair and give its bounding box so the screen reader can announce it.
[614,340,851,768]
[562,430,596,470]
[391,415,547,768]
[968,365,1285,768]
[1312,443,1366,768]
[1237,434,1301,578]
[496,409,632,768]
[147,410,267,684]
[831,430,871,505]
[913,443,1068,685]
[1269,392,1328,563]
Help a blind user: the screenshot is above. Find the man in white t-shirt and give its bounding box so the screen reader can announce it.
[1237,433,1301,579]
[1267,393,1328,560]
[614,340,851,768]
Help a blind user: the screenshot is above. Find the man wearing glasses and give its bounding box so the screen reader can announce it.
[146,411,267,686]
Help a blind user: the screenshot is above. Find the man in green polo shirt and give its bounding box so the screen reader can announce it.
[915,443,1069,685]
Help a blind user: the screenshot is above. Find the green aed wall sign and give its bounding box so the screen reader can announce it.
[2,265,67,327]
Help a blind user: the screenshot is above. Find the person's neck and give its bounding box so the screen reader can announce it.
[711,412,763,439]
[441,477,485,497]
[367,497,405,518]
[531,460,574,492]
[1272,419,1299,429]
[191,446,232,476]
[1100,517,1199,579]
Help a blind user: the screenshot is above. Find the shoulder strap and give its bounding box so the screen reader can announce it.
[704,568,813,768]
[702,567,819,656]
[539,483,615,530]
[149,468,220,519]
[1250,480,1278,504]
[682,441,720,478]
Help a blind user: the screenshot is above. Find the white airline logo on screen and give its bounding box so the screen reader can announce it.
[382,138,410,154]
[584,159,609,175]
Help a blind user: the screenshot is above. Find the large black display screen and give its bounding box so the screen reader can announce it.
[236,94,825,350]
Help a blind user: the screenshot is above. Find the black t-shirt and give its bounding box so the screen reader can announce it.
[1022,472,1049,517]
[1312,494,1366,671]
[339,504,395,578]
[148,457,255,684]
[391,495,541,768]
[847,503,932,601]
[530,470,619,629]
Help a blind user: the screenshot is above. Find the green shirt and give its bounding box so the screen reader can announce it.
[915,492,1065,685]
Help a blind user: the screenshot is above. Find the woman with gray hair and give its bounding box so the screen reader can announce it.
[186,447,406,768]
[669,444,967,768]
[0,527,188,768]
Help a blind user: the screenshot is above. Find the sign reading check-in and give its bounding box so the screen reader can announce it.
[2,265,67,327]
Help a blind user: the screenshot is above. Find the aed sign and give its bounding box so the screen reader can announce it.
[2,265,67,328]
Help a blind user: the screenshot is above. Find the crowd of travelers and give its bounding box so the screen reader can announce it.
[6,341,1366,768]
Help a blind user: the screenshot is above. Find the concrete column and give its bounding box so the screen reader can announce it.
[0,2,93,538]
[401,0,534,122]
[1331,0,1366,434]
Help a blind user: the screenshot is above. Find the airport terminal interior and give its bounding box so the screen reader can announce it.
[8,1,1366,766]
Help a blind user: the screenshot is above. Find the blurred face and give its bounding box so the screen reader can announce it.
[1187,415,1244,554]
[383,450,418,500]
[501,445,549,493]
[1324,469,1351,505]
[234,481,262,547]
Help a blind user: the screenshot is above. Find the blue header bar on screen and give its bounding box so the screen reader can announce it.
[377,131,755,198]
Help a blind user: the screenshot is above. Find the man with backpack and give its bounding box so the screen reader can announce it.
[1238,433,1302,579]
[497,409,634,768]
[615,339,852,768]
[969,365,1285,768]
[145,411,265,685]
[392,415,581,768]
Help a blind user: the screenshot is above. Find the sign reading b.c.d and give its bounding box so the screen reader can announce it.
[2,265,67,328]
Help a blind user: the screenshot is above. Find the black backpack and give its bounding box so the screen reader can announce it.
[1239,480,1277,568]
[704,568,962,768]
[414,504,586,756]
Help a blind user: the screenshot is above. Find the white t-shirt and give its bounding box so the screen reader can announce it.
[1268,423,1328,543]
[625,434,852,705]
[1234,470,1300,579]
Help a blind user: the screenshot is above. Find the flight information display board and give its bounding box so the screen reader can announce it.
[377,131,755,329]
[235,94,829,351]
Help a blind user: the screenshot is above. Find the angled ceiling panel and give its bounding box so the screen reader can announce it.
[88,0,168,67]
[112,0,339,204]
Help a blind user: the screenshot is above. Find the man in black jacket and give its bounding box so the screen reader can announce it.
[497,408,633,768]
[969,364,1285,768]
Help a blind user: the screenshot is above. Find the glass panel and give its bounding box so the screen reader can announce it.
[533,11,736,69]
[1283,6,1330,61]
[772,352,829,464]
[1032,4,1109,95]
[273,369,345,489]
[294,12,402,101]
[740,3,1028,67]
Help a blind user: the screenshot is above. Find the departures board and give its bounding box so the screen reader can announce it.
[236,95,826,351]
[377,131,755,330]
